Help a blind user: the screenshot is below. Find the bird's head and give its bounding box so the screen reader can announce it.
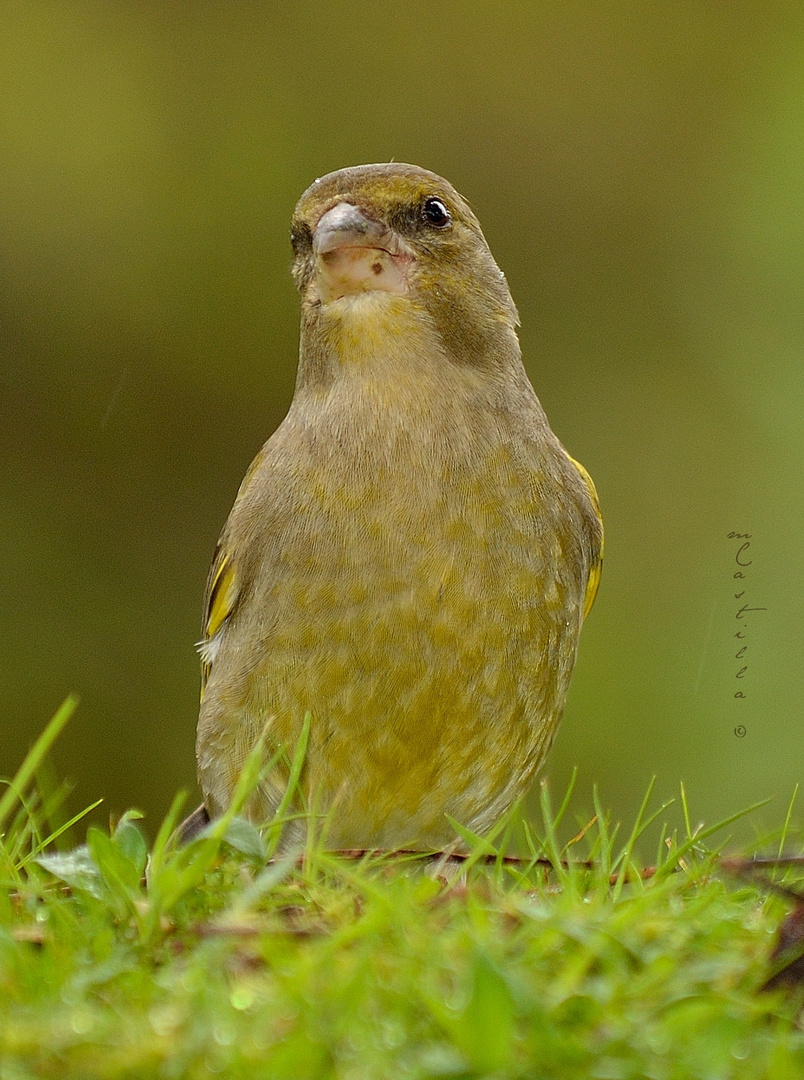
[290,164,521,384]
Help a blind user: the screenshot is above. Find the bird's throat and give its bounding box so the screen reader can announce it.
[314,245,412,304]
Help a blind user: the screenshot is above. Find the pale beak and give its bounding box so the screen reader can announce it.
[312,202,412,303]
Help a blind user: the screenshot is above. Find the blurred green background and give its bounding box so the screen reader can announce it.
[2,1,802,848]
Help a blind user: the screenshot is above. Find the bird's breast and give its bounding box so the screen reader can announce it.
[244,404,582,685]
[200,399,587,847]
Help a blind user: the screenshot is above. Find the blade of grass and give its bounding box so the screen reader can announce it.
[680,780,693,841]
[551,766,578,836]
[0,696,78,834]
[539,778,567,884]
[265,713,311,858]
[591,784,612,878]
[656,796,772,880]
[494,798,524,878]
[444,813,511,877]
[17,798,104,870]
[777,785,799,861]
[272,713,311,825]
[611,776,656,902]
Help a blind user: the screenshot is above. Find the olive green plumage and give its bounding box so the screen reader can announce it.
[195,163,603,850]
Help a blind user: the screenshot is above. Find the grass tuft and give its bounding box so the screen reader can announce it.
[1,702,804,1078]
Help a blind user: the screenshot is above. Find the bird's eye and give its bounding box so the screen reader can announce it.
[422,197,451,228]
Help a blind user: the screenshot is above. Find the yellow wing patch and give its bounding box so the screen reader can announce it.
[567,454,604,619]
[199,548,238,694]
[205,551,237,640]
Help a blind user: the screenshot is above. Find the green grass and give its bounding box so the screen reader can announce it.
[2,700,804,1079]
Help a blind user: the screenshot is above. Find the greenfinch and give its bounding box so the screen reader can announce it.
[192,163,603,850]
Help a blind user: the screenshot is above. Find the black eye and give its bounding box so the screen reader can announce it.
[422,197,451,228]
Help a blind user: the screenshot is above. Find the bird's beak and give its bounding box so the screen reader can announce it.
[312,202,412,303]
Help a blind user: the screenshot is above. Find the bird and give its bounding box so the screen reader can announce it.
[189,162,603,852]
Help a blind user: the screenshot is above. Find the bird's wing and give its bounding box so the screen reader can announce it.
[566,454,604,619]
[198,540,239,696]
